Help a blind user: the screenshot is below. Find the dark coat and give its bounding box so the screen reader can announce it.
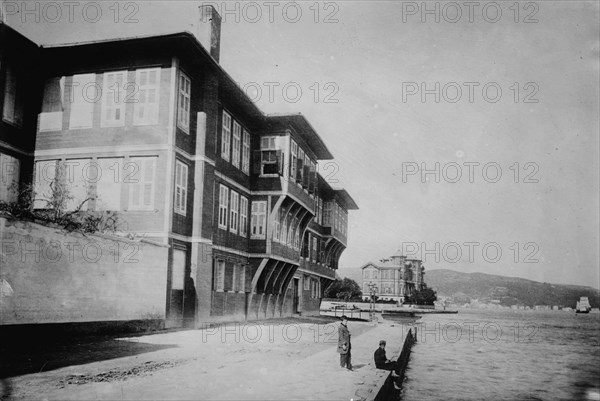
[337,322,351,354]
[374,347,387,368]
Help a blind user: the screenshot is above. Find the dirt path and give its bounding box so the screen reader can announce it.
[1,317,415,400]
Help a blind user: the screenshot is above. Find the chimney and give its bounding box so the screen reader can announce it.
[198,5,222,62]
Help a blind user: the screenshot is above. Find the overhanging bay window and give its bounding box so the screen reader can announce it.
[259,136,283,175]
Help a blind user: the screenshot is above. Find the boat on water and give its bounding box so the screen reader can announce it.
[576,297,592,313]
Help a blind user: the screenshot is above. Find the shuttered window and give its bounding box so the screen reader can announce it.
[176,71,190,131]
[134,68,161,126]
[174,160,188,215]
[218,184,229,229]
[102,70,126,127]
[127,157,156,210]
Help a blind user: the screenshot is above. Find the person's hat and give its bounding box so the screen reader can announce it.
[379,340,386,346]
[341,315,348,320]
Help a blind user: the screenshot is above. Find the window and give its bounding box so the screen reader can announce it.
[174,160,188,215]
[127,157,156,210]
[33,160,58,209]
[312,237,317,263]
[290,140,297,181]
[272,208,280,242]
[294,220,300,250]
[39,77,65,131]
[233,264,245,292]
[96,158,122,210]
[281,214,288,244]
[218,184,229,229]
[297,147,305,182]
[177,71,190,131]
[232,121,241,168]
[309,160,317,193]
[323,201,333,226]
[242,130,250,174]
[69,73,95,129]
[317,198,323,225]
[135,68,161,126]
[215,260,225,291]
[250,201,266,238]
[303,154,311,189]
[2,66,24,127]
[239,196,248,237]
[101,70,126,127]
[304,276,310,291]
[221,111,231,161]
[64,159,92,211]
[260,136,282,175]
[229,190,239,233]
[0,152,19,202]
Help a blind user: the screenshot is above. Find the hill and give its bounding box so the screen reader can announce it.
[425,269,600,308]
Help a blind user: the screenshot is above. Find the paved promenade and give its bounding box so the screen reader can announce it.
[1,316,415,400]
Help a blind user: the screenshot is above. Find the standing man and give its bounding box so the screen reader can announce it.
[337,315,352,370]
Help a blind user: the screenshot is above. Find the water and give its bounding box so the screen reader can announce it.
[400,309,600,401]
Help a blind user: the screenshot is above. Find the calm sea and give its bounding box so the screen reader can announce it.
[400,309,600,401]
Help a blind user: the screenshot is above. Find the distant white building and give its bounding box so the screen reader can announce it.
[360,251,425,302]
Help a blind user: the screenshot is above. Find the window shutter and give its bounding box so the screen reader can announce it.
[276,150,283,175]
[296,158,304,182]
[302,165,310,188]
[308,169,316,193]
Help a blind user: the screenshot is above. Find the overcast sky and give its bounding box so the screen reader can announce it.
[6,1,599,287]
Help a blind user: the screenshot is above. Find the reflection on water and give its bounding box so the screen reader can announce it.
[401,309,600,401]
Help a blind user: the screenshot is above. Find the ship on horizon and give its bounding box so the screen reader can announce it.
[576,297,592,313]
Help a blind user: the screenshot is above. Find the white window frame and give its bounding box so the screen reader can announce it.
[239,196,248,237]
[127,157,156,211]
[134,68,161,126]
[221,111,231,161]
[101,70,126,127]
[174,160,188,215]
[0,152,20,203]
[229,190,239,233]
[218,184,229,229]
[96,158,123,211]
[177,71,191,132]
[290,140,297,181]
[215,260,225,292]
[232,121,241,168]
[250,201,266,239]
[69,73,95,129]
[242,130,250,174]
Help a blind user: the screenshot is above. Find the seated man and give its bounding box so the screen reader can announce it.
[374,340,399,373]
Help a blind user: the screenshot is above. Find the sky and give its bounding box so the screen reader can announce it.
[4,0,599,287]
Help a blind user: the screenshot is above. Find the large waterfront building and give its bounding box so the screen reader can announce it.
[0,8,357,328]
[360,252,425,303]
